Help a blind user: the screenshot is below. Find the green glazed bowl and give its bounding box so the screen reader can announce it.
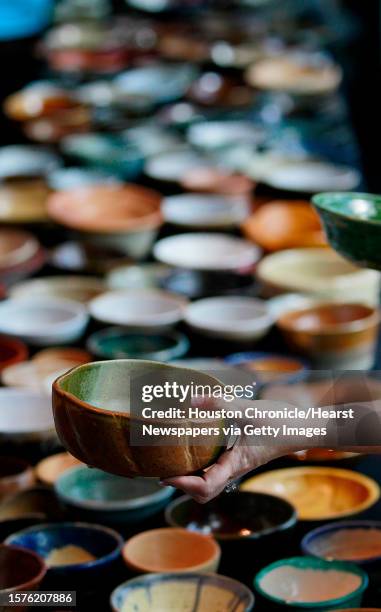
[312,192,381,270]
[254,556,368,610]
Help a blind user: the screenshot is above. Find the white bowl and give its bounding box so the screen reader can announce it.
[0,298,89,346]
[89,289,187,330]
[0,145,61,179]
[9,276,106,304]
[184,296,273,341]
[106,264,171,290]
[187,120,265,150]
[0,388,55,442]
[162,193,251,229]
[153,233,261,271]
[145,150,209,183]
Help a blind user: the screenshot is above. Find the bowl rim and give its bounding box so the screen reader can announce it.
[241,466,380,521]
[312,192,381,226]
[0,297,88,333]
[253,555,368,607]
[0,456,33,484]
[0,543,47,593]
[277,302,380,335]
[184,296,273,332]
[85,329,190,361]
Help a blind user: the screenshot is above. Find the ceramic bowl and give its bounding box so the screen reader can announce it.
[312,192,381,270]
[0,229,40,270]
[55,466,174,526]
[87,328,189,361]
[0,516,45,543]
[5,522,123,587]
[163,193,251,229]
[187,120,265,150]
[47,185,162,258]
[111,572,254,612]
[114,64,197,105]
[23,107,91,145]
[123,125,183,157]
[161,268,256,300]
[277,302,380,369]
[122,528,220,574]
[225,352,309,383]
[48,167,121,191]
[180,167,254,196]
[241,467,380,522]
[50,241,130,275]
[89,289,187,331]
[154,233,261,271]
[0,457,35,502]
[145,149,209,185]
[0,145,60,180]
[242,200,326,251]
[0,246,46,287]
[254,557,368,610]
[10,276,106,304]
[35,453,81,487]
[0,487,63,522]
[3,83,77,121]
[0,388,55,443]
[0,298,89,346]
[256,248,381,305]
[184,297,273,341]
[0,337,28,372]
[0,544,46,602]
[52,360,222,478]
[106,263,171,291]
[0,178,51,224]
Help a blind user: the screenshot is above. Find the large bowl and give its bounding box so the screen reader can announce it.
[52,359,224,478]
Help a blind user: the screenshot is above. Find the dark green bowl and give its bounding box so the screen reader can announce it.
[312,192,381,270]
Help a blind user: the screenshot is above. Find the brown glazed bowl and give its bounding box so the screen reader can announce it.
[52,359,224,478]
[0,458,35,502]
[0,544,46,611]
[0,337,28,372]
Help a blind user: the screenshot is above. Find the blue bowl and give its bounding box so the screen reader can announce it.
[5,522,123,587]
[0,0,53,40]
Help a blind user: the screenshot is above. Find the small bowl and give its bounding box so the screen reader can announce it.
[277,302,380,369]
[0,457,35,502]
[55,466,174,526]
[52,359,223,478]
[161,268,256,300]
[0,336,28,372]
[114,64,197,105]
[89,289,187,331]
[145,149,210,185]
[312,192,381,270]
[0,229,40,270]
[0,247,46,287]
[180,167,254,196]
[254,556,368,610]
[111,572,254,612]
[0,388,55,443]
[0,488,63,522]
[225,351,309,383]
[0,298,89,346]
[184,297,273,342]
[5,522,123,586]
[50,241,130,275]
[163,193,251,229]
[48,167,121,191]
[10,276,106,304]
[35,453,81,487]
[256,248,381,305]
[154,233,261,271]
[0,145,60,180]
[3,83,77,121]
[241,467,380,522]
[106,263,171,291]
[0,178,51,224]
[242,200,326,252]
[87,328,189,361]
[0,544,46,600]
[187,120,265,150]
[122,528,221,574]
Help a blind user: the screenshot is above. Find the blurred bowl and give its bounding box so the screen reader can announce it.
[225,351,309,383]
[35,453,81,487]
[10,276,106,304]
[0,487,63,522]
[50,241,130,275]
[0,146,60,180]
[0,229,40,270]
[0,516,45,543]
[111,572,254,612]
[0,388,55,444]
[241,467,380,522]
[277,302,380,369]
[114,64,198,105]
[256,248,381,305]
[0,179,51,224]
[0,337,28,372]
[0,544,46,606]
[145,149,209,185]
[0,457,35,502]
[87,328,189,361]
[3,83,77,122]
[52,359,222,478]
[161,268,256,300]
[24,108,91,145]
[187,120,265,150]
[180,167,254,196]
[163,193,251,229]
[122,528,220,574]
[48,167,121,191]
[106,263,171,291]
[55,466,174,526]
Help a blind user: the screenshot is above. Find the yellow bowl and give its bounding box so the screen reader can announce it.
[241,467,380,521]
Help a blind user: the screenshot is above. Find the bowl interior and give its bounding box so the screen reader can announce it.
[279,303,376,332]
[313,193,381,223]
[0,544,45,590]
[87,329,188,360]
[302,521,381,563]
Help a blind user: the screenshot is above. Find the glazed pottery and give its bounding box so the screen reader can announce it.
[0,388,55,443]
[87,328,189,361]
[187,120,265,150]
[161,268,256,300]
[225,351,309,383]
[0,298,89,346]
[312,192,381,270]
[256,248,381,305]
[89,288,187,331]
[111,572,254,612]
[122,528,220,574]
[55,465,174,526]
[145,149,209,184]
[3,83,77,121]
[50,241,130,275]
[259,160,360,193]
[106,264,171,291]
[0,229,40,270]
[0,488,63,522]
[123,125,183,157]
[114,64,197,105]
[0,337,28,372]
[154,233,261,271]
[242,200,326,251]
[0,544,46,609]
[0,145,60,180]
[277,302,380,368]
[162,193,251,229]
[48,167,121,191]
[254,557,368,610]
[10,276,106,304]
[184,296,273,341]
[0,179,50,224]
[241,467,380,522]
[35,453,81,487]
[180,167,254,196]
[0,516,45,543]
[47,185,162,258]
[24,107,91,144]
[0,457,35,502]
[52,360,223,478]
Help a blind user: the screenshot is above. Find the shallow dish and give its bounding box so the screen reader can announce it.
[55,465,174,525]
[0,298,89,346]
[122,528,220,574]
[225,351,309,383]
[163,193,251,229]
[89,289,187,331]
[35,453,82,487]
[312,192,381,270]
[0,336,28,372]
[0,457,35,502]
[154,233,261,271]
[184,296,273,341]
[241,467,380,522]
[10,276,106,304]
[256,248,381,305]
[87,328,189,361]
[0,388,55,443]
[111,572,254,612]
[0,544,46,600]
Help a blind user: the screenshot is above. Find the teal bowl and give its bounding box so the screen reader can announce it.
[55,466,174,527]
[87,327,189,361]
[312,192,381,270]
[254,556,368,610]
